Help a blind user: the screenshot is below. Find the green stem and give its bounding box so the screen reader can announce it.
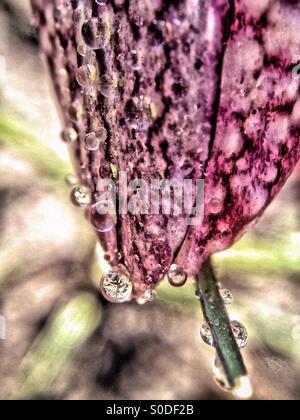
[196,259,251,397]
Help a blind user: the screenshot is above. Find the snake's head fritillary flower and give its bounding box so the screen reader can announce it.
[31,0,300,302]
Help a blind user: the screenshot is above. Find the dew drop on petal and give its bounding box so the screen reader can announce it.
[200,322,214,347]
[54,4,71,25]
[95,126,108,142]
[82,17,107,50]
[136,289,157,305]
[221,227,233,239]
[207,198,223,215]
[84,132,101,151]
[76,64,98,88]
[68,100,84,123]
[61,126,78,144]
[99,74,118,98]
[77,42,88,57]
[73,7,84,27]
[231,320,249,349]
[89,202,114,233]
[100,271,132,303]
[65,174,79,186]
[71,186,92,208]
[95,0,108,5]
[167,264,187,287]
[77,44,96,60]
[212,356,232,392]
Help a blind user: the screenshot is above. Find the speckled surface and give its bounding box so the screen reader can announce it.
[31,0,300,297]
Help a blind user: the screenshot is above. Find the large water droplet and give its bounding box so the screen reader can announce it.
[200,322,214,347]
[167,264,187,287]
[82,17,107,50]
[234,376,253,400]
[212,356,232,392]
[231,320,249,349]
[100,271,132,303]
[71,186,92,208]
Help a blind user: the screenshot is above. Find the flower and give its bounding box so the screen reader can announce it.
[31,0,300,298]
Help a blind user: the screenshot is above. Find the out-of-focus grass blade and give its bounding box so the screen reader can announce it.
[0,114,71,181]
[215,233,300,278]
[14,293,102,400]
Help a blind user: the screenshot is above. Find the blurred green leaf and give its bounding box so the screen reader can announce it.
[0,114,71,181]
[15,293,102,400]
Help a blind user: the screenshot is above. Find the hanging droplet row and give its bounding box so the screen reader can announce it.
[198,286,249,393]
[200,319,248,350]
[60,0,149,308]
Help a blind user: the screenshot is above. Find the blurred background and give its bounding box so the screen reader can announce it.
[0,0,300,401]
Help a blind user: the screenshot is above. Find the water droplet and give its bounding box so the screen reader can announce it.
[61,127,78,143]
[57,68,69,84]
[99,162,112,178]
[77,43,88,57]
[212,356,232,392]
[125,96,152,131]
[100,271,132,303]
[95,127,108,142]
[231,320,249,349]
[84,133,100,151]
[221,227,233,239]
[65,174,79,186]
[234,376,253,400]
[136,289,157,305]
[181,160,194,176]
[200,322,214,347]
[89,202,114,232]
[82,17,107,50]
[68,100,83,123]
[220,289,233,305]
[99,74,118,98]
[208,198,223,215]
[54,4,71,24]
[131,50,143,71]
[71,186,92,208]
[73,7,84,27]
[85,127,107,151]
[167,264,187,287]
[95,0,108,5]
[76,64,98,88]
